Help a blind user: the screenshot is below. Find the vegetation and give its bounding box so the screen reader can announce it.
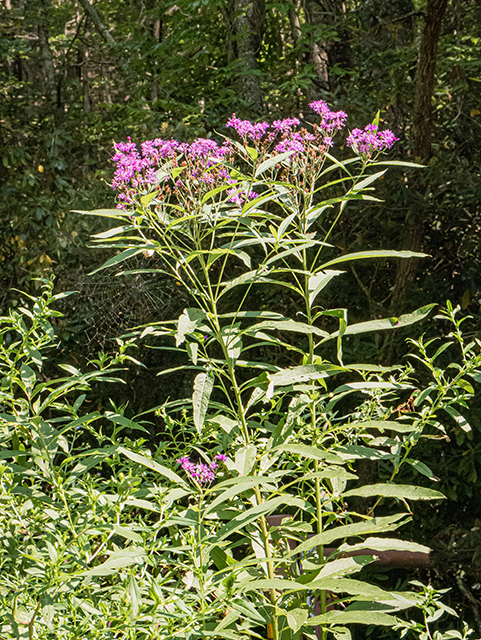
[1,0,481,636]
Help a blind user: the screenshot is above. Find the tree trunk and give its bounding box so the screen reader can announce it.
[413,0,449,160]
[223,0,266,112]
[389,0,449,314]
[304,0,330,98]
[303,0,352,100]
[36,0,58,112]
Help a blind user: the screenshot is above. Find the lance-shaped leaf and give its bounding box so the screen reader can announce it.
[91,225,131,239]
[80,548,146,577]
[220,324,243,365]
[308,610,398,627]
[246,364,345,407]
[350,420,418,434]
[332,304,437,338]
[219,269,275,296]
[274,443,344,464]
[254,150,294,177]
[245,319,330,339]
[309,271,344,306]
[352,169,387,191]
[334,445,395,461]
[193,372,214,434]
[319,250,429,271]
[343,483,445,501]
[284,514,408,559]
[175,308,207,346]
[307,577,416,602]
[315,555,375,579]
[75,208,125,219]
[339,537,431,555]
[444,405,471,432]
[268,363,345,386]
[239,578,306,592]
[118,446,187,487]
[89,247,146,275]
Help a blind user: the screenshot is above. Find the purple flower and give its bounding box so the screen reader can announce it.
[309,101,348,134]
[274,137,305,155]
[226,114,270,142]
[272,117,300,133]
[346,123,398,159]
[177,454,227,485]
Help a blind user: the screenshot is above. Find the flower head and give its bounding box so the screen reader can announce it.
[346,123,398,159]
[226,114,270,142]
[309,101,348,134]
[177,454,227,485]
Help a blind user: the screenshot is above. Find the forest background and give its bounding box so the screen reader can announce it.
[1,0,481,630]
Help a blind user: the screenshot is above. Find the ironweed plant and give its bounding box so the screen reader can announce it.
[77,104,479,639]
[0,105,478,640]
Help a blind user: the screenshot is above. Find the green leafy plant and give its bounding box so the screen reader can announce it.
[73,107,478,639]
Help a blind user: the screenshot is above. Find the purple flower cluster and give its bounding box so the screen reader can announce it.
[226,114,270,142]
[177,454,227,484]
[309,101,348,134]
[346,124,398,159]
[111,136,233,208]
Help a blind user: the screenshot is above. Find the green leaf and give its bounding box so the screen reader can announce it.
[175,308,207,346]
[405,458,438,480]
[284,514,408,559]
[80,548,146,577]
[269,363,344,387]
[89,247,144,275]
[245,146,258,161]
[265,241,317,266]
[113,525,143,543]
[286,608,309,633]
[246,319,330,339]
[127,574,142,618]
[339,537,431,554]
[118,447,188,487]
[91,225,131,239]
[205,476,272,515]
[274,443,344,464]
[308,610,398,627]
[309,270,344,306]
[219,269,273,296]
[192,372,214,434]
[239,578,305,592]
[76,208,125,219]
[255,150,294,177]
[343,483,445,501]
[444,405,471,432]
[307,577,398,599]
[20,363,36,393]
[231,599,267,624]
[352,420,418,434]
[331,627,352,640]
[232,444,257,476]
[334,445,395,460]
[332,381,409,394]
[352,169,387,191]
[316,555,375,578]
[140,191,158,207]
[320,250,429,270]
[333,304,437,337]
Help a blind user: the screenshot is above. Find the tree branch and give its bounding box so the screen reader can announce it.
[76,0,116,46]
